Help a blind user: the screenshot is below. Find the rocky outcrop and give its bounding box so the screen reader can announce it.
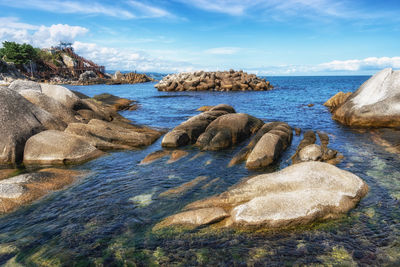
[292,131,341,165]
[162,104,236,148]
[245,123,292,169]
[0,87,65,165]
[0,81,162,166]
[0,168,83,214]
[229,122,292,169]
[8,80,42,92]
[65,119,162,148]
[327,68,400,127]
[111,71,154,84]
[40,83,83,110]
[92,93,138,111]
[196,113,264,150]
[155,162,368,229]
[19,89,79,125]
[0,60,24,84]
[155,70,273,92]
[23,130,104,165]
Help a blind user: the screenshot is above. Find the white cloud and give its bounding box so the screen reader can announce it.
[205,47,241,55]
[72,41,196,73]
[0,18,88,48]
[0,0,175,19]
[319,57,400,71]
[127,1,173,18]
[32,24,88,47]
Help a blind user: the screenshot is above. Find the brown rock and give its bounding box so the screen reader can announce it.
[196,113,264,151]
[159,176,208,197]
[23,130,104,165]
[324,92,352,112]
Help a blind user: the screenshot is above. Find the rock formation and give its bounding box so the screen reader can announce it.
[155,162,368,229]
[23,130,105,165]
[326,68,400,127]
[0,80,162,166]
[229,122,292,169]
[195,113,264,150]
[291,130,342,165]
[155,70,273,92]
[162,104,236,148]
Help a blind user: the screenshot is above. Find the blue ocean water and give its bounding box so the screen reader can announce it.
[1,76,400,265]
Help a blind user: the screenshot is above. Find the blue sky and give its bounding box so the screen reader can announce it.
[0,0,400,75]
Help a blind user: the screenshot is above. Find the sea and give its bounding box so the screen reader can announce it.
[1,75,400,265]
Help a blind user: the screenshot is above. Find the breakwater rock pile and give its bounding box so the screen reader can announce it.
[155,70,273,91]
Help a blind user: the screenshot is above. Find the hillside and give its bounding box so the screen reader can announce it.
[0,42,154,85]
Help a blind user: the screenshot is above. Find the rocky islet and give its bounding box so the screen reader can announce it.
[155,70,273,91]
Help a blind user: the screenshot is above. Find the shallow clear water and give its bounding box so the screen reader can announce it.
[1,76,400,266]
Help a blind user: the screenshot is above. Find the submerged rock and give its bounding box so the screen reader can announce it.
[328,68,400,127]
[23,130,104,165]
[0,168,83,214]
[156,162,368,228]
[159,176,208,197]
[155,70,273,92]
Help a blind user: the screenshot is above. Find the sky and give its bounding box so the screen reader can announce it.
[0,0,400,75]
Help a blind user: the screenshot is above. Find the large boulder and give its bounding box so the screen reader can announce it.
[196,113,264,150]
[8,80,42,93]
[0,88,65,165]
[330,68,400,127]
[23,130,104,165]
[229,122,292,168]
[156,162,368,228]
[162,104,235,148]
[40,83,83,110]
[19,89,79,125]
[65,119,161,147]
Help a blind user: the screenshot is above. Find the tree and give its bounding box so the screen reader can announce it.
[0,41,38,66]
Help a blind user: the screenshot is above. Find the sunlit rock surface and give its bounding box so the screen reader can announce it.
[328,68,400,127]
[157,162,368,229]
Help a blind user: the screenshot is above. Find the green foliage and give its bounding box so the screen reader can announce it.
[0,41,38,66]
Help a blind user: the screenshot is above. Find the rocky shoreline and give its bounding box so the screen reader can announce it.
[155,70,273,91]
[0,80,163,213]
[3,67,398,232]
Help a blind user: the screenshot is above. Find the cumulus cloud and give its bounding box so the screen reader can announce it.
[73,41,196,73]
[205,47,241,55]
[0,18,88,48]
